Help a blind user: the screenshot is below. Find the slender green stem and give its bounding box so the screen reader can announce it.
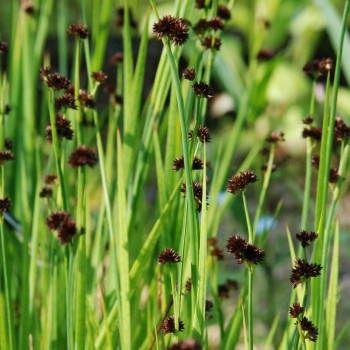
[242,192,253,243]
[248,268,253,350]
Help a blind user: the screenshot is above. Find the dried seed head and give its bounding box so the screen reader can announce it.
[192,156,204,170]
[303,116,314,125]
[39,187,53,198]
[303,58,333,78]
[92,71,108,83]
[296,230,318,248]
[153,15,189,46]
[207,17,224,31]
[47,211,77,244]
[257,48,276,61]
[299,317,319,342]
[217,4,231,20]
[167,338,201,350]
[201,36,221,50]
[302,127,322,141]
[192,81,214,98]
[334,116,350,141]
[329,168,339,184]
[161,316,184,334]
[0,197,11,215]
[46,114,74,142]
[290,259,322,288]
[45,173,58,185]
[289,302,305,318]
[40,67,71,91]
[111,52,124,65]
[67,24,89,40]
[180,182,207,212]
[0,41,9,55]
[193,19,209,36]
[183,68,196,81]
[267,131,285,143]
[68,145,98,168]
[227,170,258,194]
[189,125,211,143]
[0,150,14,165]
[54,93,77,110]
[4,138,12,150]
[195,0,212,10]
[79,90,95,108]
[218,284,230,299]
[209,245,224,260]
[173,156,185,172]
[158,248,181,265]
[311,155,320,169]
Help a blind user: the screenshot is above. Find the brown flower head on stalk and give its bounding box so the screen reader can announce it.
[54,93,77,110]
[299,317,319,342]
[68,146,97,168]
[0,150,14,165]
[195,0,212,10]
[218,284,230,299]
[39,187,53,198]
[303,58,333,78]
[40,67,71,91]
[303,116,314,125]
[167,338,201,350]
[205,299,214,319]
[311,155,320,169]
[193,19,209,36]
[47,211,77,244]
[218,4,231,20]
[302,126,322,141]
[153,15,189,46]
[92,71,108,83]
[290,259,322,288]
[5,138,12,151]
[289,302,305,318]
[183,68,196,81]
[209,245,224,260]
[158,248,181,265]
[22,0,35,14]
[207,18,224,31]
[188,125,211,143]
[267,131,285,144]
[0,41,9,55]
[311,155,339,184]
[46,114,74,142]
[0,198,11,215]
[67,24,89,40]
[296,230,318,248]
[111,52,124,65]
[161,316,184,334]
[173,156,203,172]
[257,48,276,61]
[192,81,214,98]
[334,116,350,142]
[45,173,58,185]
[201,36,221,50]
[180,182,208,212]
[227,235,265,265]
[79,90,95,108]
[227,170,258,194]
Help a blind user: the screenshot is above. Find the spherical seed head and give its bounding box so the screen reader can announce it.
[267,131,285,143]
[303,58,333,78]
[111,52,124,65]
[42,70,71,91]
[218,4,231,20]
[92,71,108,83]
[242,244,265,265]
[54,93,77,110]
[183,68,196,81]
[173,156,185,172]
[311,155,320,169]
[68,145,98,168]
[67,24,89,39]
[193,19,209,36]
[0,197,12,215]
[299,316,319,342]
[79,90,95,108]
[201,36,221,50]
[39,187,53,198]
[158,248,181,265]
[227,170,258,194]
[153,16,189,46]
[257,48,276,61]
[192,82,214,98]
[192,156,203,170]
[4,138,12,150]
[209,245,224,260]
[47,211,70,230]
[45,173,58,185]
[302,127,322,141]
[296,230,318,248]
[290,259,322,288]
[161,316,184,334]
[218,284,230,299]
[57,216,77,244]
[0,41,9,55]
[180,182,207,212]
[289,302,305,318]
[334,116,350,141]
[196,125,211,143]
[207,17,224,31]
[167,338,201,350]
[303,116,314,125]
[329,168,339,184]
[0,150,14,165]
[46,114,74,142]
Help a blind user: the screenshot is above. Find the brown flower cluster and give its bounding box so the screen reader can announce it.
[153,16,189,46]
[208,237,224,260]
[227,170,258,194]
[0,41,8,55]
[54,93,76,110]
[290,259,322,288]
[298,317,319,342]
[79,90,95,108]
[67,24,89,40]
[302,126,322,141]
[334,116,350,142]
[289,302,304,318]
[161,316,184,334]
[158,248,181,265]
[92,71,108,83]
[46,114,74,142]
[303,58,333,78]
[188,125,211,143]
[180,182,207,212]
[311,155,339,184]
[218,279,239,299]
[40,67,71,91]
[173,156,203,172]
[167,338,201,350]
[192,82,214,98]
[47,211,77,244]
[39,174,58,199]
[267,131,285,144]
[68,146,97,168]
[201,36,221,50]
[296,230,318,248]
[0,197,11,215]
[0,150,14,165]
[183,68,196,81]
[227,235,265,265]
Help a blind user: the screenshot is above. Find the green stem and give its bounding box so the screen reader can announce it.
[248,268,253,350]
[242,192,253,243]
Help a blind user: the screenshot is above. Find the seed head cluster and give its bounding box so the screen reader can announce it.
[296,230,318,248]
[173,156,203,172]
[299,317,319,342]
[188,125,211,143]
[180,182,207,212]
[290,259,322,288]
[47,211,77,244]
[161,316,184,334]
[183,68,196,81]
[92,71,108,83]
[153,16,189,46]
[334,116,350,141]
[289,302,305,318]
[68,146,98,168]
[302,126,322,141]
[67,24,89,40]
[158,248,181,265]
[267,131,285,144]
[46,114,74,142]
[201,36,222,50]
[192,82,214,98]
[79,90,95,108]
[54,93,77,110]
[40,67,71,91]
[167,339,201,350]
[0,150,14,165]
[0,197,12,215]
[303,58,333,78]
[227,170,258,194]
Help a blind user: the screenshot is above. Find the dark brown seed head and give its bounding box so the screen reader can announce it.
[183,68,196,81]
[47,211,77,244]
[54,93,77,110]
[302,127,322,141]
[290,259,322,288]
[334,116,350,141]
[180,182,207,212]
[40,67,71,91]
[68,145,97,168]
[303,116,314,125]
[173,156,185,172]
[0,197,11,215]
[227,170,258,194]
[257,48,276,61]
[303,58,333,78]
[161,316,184,334]
[311,155,320,169]
[207,17,224,31]
[47,211,69,230]
[201,36,221,50]
[195,0,212,10]
[329,168,339,184]
[299,317,319,342]
[209,245,224,260]
[218,284,230,299]
[92,71,108,83]
[267,131,285,143]
[242,244,265,265]
[22,0,35,14]
[185,278,192,292]
[46,114,74,142]
[192,81,214,98]
[39,187,53,198]
[167,338,201,350]
[189,125,211,143]
[67,24,89,40]
[79,90,95,108]
[193,19,209,36]
[192,156,204,170]
[158,248,181,265]
[0,150,14,165]
[289,302,305,318]
[45,173,58,185]
[153,16,189,46]
[218,4,231,20]
[0,41,9,55]
[4,138,12,150]
[296,230,318,248]
[111,52,124,65]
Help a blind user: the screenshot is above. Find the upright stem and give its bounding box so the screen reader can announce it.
[248,267,253,350]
